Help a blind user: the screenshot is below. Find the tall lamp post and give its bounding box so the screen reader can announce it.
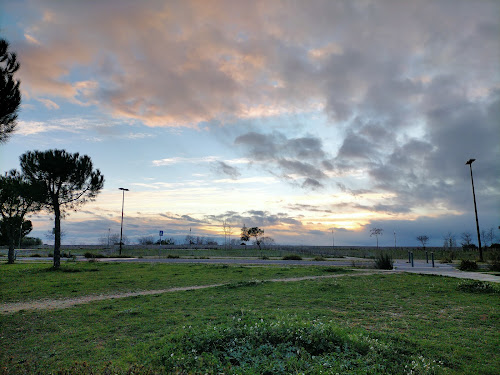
[465,159,482,261]
[119,187,129,255]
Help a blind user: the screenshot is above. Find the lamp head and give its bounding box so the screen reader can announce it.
[119,187,129,191]
[465,159,475,165]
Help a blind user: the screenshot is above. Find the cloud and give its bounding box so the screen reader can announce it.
[211,161,241,179]
[14,0,496,130]
[6,0,500,245]
[36,98,59,109]
[234,131,332,188]
[152,156,220,166]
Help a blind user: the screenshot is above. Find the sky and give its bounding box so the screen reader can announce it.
[0,0,499,247]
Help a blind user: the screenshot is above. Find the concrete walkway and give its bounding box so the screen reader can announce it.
[392,259,500,283]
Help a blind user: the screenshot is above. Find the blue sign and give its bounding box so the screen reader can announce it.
[159,231,164,236]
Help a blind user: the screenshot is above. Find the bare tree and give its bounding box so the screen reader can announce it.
[138,235,155,245]
[222,220,233,249]
[370,228,383,249]
[416,235,429,251]
[481,227,495,247]
[460,232,473,248]
[260,236,275,249]
[443,232,457,249]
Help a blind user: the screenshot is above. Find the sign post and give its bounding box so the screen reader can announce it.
[159,230,164,257]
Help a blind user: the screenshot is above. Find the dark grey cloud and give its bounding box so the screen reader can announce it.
[235,131,331,189]
[211,161,241,179]
[204,210,302,228]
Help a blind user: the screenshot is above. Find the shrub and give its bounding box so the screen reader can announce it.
[488,260,500,272]
[374,253,393,270]
[458,259,478,271]
[31,253,42,257]
[314,256,326,261]
[282,254,302,260]
[260,255,269,260]
[167,254,180,259]
[457,281,497,294]
[487,248,500,271]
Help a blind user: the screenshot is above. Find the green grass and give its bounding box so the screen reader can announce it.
[0,262,348,303]
[0,265,499,374]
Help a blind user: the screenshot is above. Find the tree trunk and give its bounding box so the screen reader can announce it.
[7,236,15,264]
[53,203,61,269]
[7,221,16,264]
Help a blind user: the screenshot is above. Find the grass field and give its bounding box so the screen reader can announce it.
[1,262,499,374]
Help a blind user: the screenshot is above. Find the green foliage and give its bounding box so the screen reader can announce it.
[458,259,478,271]
[374,253,393,269]
[20,149,104,269]
[241,225,265,249]
[20,236,42,247]
[0,38,21,144]
[487,248,500,271]
[0,170,40,263]
[313,255,326,261]
[456,280,498,294]
[282,254,302,260]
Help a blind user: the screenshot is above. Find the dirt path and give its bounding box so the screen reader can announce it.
[3,266,499,315]
[1,271,383,315]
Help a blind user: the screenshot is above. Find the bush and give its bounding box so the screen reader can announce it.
[31,253,42,257]
[457,280,497,294]
[314,256,326,261]
[282,254,302,260]
[167,254,180,259]
[487,248,500,271]
[374,253,393,270]
[458,259,478,271]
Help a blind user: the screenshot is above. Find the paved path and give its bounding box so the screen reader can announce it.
[393,259,500,282]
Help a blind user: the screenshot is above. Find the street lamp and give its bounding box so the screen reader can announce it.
[119,188,129,255]
[465,159,482,261]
